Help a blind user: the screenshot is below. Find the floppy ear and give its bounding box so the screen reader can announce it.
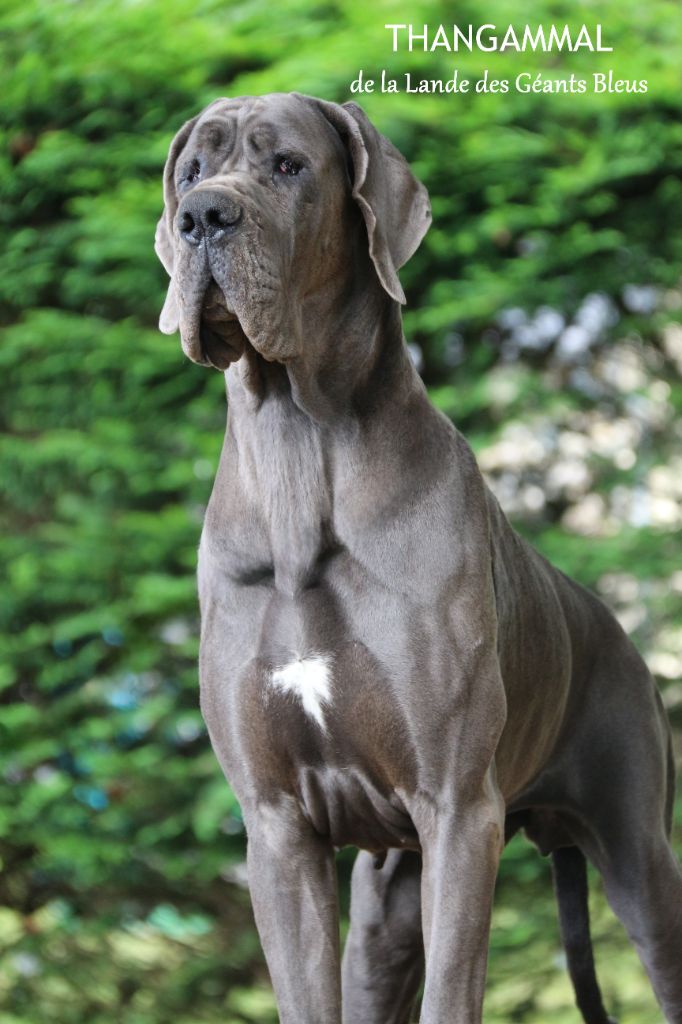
[154,113,201,334]
[302,97,431,303]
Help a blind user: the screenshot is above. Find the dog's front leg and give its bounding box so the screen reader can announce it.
[244,798,342,1024]
[415,770,505,1024]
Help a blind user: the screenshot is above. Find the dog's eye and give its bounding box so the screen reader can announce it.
[182,159,202,188]
[274,155,302,177]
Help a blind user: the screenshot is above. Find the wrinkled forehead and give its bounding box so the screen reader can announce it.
[188,93,343,161]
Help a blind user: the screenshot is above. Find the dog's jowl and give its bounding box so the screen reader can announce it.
[155,93,682,1024]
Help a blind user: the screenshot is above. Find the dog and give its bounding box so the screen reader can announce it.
[154,92,682,1024]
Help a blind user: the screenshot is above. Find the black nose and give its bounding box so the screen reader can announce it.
[177,190,242,245]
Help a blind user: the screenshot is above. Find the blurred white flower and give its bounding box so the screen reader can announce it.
[622,284,659,314]
[556,325,592,362]
[545,459,592,500]
[662,322,682,373]
[562,493,614,536]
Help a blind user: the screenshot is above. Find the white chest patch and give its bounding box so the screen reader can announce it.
[270,654,333,731]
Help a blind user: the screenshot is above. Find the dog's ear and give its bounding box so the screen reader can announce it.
[155,113,201,334]
[305,98,431,304]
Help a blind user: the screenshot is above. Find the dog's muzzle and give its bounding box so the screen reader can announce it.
[170,187,249,369]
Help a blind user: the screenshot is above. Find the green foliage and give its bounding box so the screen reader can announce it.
[1,0,681,1021]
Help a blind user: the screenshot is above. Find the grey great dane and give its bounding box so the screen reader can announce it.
[154,92,682,1023]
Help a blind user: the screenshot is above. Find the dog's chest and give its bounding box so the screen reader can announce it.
[199,534,425,849]
[237,601,421,851]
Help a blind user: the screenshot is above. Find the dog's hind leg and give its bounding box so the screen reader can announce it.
[596,828,682,1023]
[593,827,679,1019]
[342,849,424,1024]
[575,656,682,1024]
[552,845,617,1024]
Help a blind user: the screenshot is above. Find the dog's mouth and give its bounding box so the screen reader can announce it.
[178,273,247,370]
[199,279,248,370]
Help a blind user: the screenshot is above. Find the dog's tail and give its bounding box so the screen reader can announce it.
[551,846,616,1024]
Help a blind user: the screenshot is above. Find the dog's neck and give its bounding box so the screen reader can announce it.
[221,280,421,594]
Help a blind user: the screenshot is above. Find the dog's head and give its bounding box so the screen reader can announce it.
[155,93,431,369]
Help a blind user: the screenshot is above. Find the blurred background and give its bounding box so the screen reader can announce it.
[1,0,681,1021]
